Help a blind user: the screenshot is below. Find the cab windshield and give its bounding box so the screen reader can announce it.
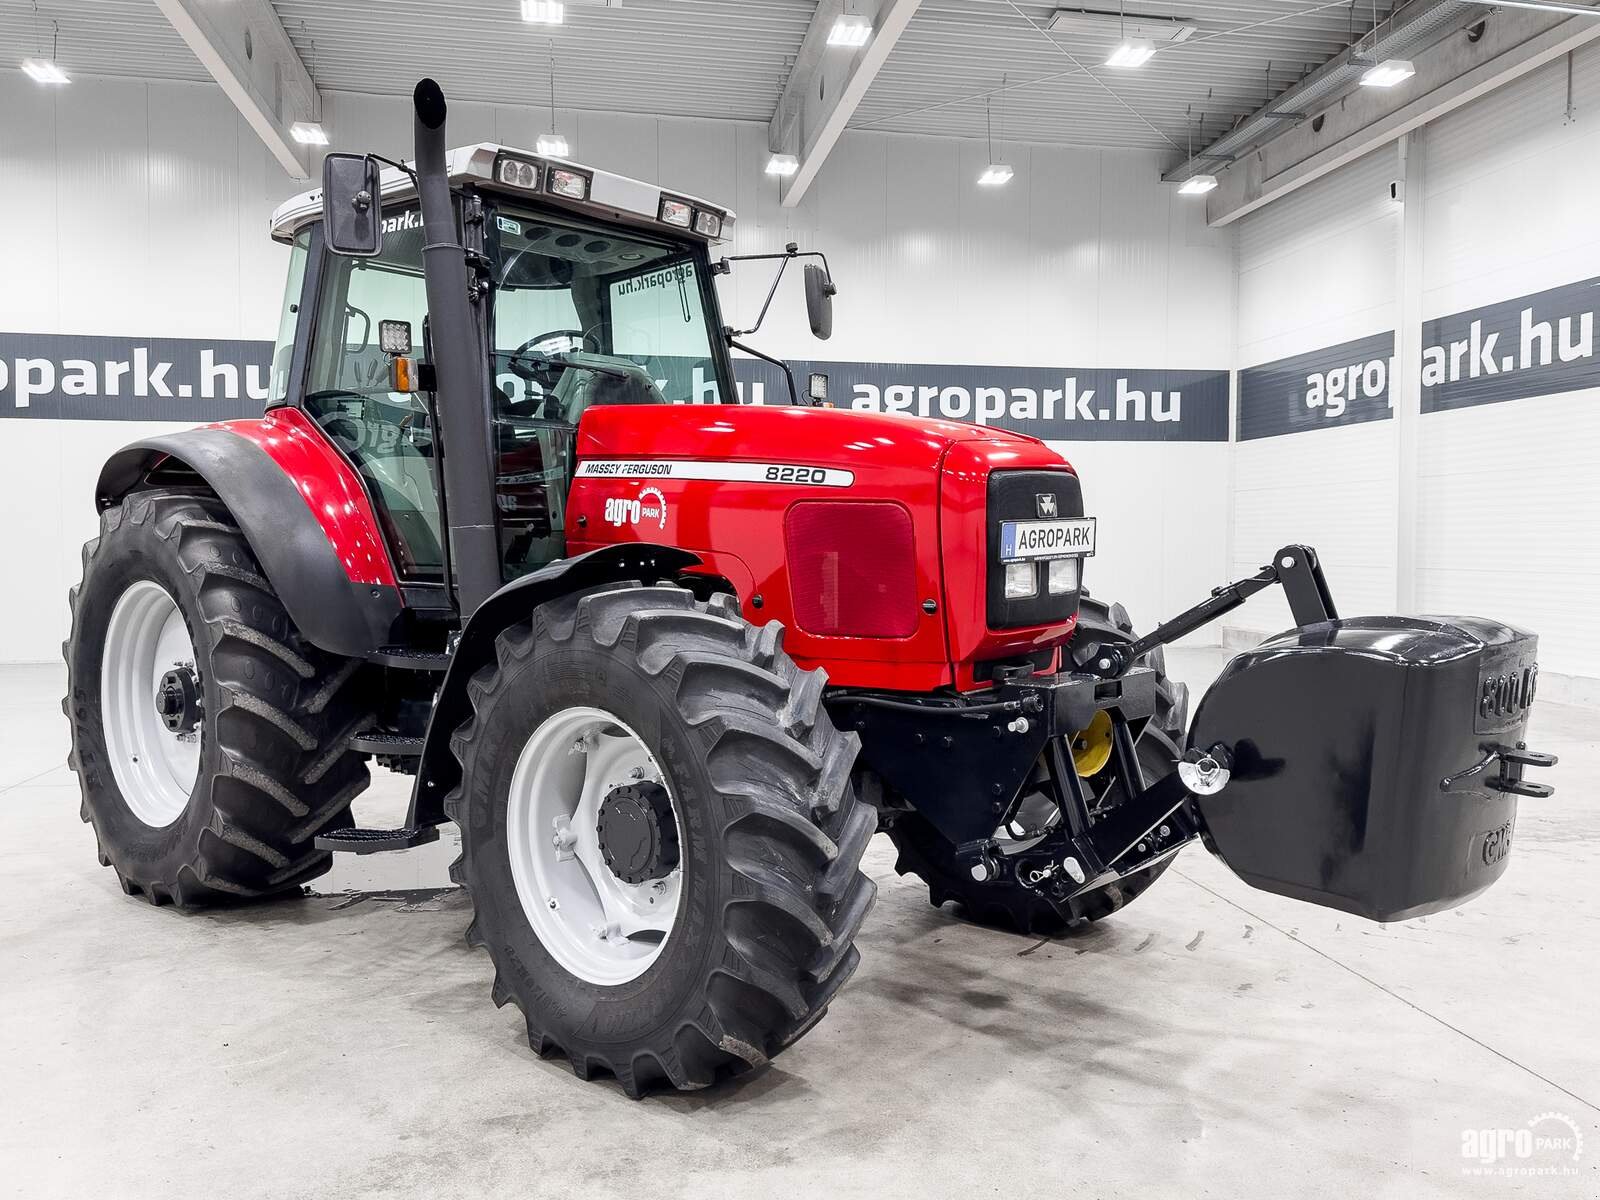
[488,206,727,416]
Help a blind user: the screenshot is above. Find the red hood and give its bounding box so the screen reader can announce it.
[576,403,1052,472]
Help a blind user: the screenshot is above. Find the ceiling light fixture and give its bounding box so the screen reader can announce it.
[539,39,569,159]
[1103,1,1154,70]
[290,121,329,146]
[1177,174,1217,196]
[22,15,69,85]
[766,153,799,177]
[521,0,565,25]
[1105,38,1155,69]
[22,57,68,84]
[1359,58,1415,88]
[978,79,1014,187]
[828,13,872,48]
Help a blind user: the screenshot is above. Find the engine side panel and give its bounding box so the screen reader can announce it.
[567,404,957,690]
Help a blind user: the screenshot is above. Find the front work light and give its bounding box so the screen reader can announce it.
[1004,561,1038,600]
[693,210,722,238]
[1047,557,1079,595]
[660,197,693,228]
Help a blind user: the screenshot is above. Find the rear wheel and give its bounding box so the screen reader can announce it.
[64,492,372,906]
[446,585,877,1096]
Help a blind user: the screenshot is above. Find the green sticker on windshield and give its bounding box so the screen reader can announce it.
[496,216,523,236]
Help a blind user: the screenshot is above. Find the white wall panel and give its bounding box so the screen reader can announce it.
[1,75,1231,662]
[1224,45,1600,686]
[1415,45,1600,683]
[0,73,293,665]
[1231,147,1402,637]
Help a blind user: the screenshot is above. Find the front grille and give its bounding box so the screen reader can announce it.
[985,470,1083,630]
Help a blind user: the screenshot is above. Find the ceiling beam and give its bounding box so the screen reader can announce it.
[771,0,924,207]
[1205,5,1600,225]
[153,0,321,179]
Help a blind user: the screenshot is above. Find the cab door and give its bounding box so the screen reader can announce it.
[301,206,446,581]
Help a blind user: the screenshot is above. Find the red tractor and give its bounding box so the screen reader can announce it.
[65,81,1555,1096]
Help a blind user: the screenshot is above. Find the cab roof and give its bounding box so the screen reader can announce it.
[269,142,737,246]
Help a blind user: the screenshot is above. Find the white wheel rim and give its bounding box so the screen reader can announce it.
[506,706,684,986]
[101,580,201,828]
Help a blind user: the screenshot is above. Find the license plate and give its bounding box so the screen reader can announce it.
[999,517,1097,561]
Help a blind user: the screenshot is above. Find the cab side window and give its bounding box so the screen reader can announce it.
[305,209,444,580]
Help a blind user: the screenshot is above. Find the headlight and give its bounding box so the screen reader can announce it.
[693,209,722,238]
[1004,561,1037,599]
[659,197,692,228]
[1047,557,1079,595]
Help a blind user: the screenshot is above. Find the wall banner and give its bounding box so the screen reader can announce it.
[0,333,278,423]
[1421,276,1600,413]
[742,359,1231,442]
[0,331,1230,443]
[1237,331,1395,441]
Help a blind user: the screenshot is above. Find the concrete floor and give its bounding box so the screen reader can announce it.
[2,649,1596,1199]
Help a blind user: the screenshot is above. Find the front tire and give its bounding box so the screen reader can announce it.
[446,585,877,1096]
[64,492,372,906]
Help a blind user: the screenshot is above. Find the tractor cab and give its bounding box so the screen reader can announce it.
[269,144,742,587]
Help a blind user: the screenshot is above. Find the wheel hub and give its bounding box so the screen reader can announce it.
[596,781,679,885]
[156,665,202,734]
[505,707,685,986]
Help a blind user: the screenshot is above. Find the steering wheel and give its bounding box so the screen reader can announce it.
[505,329,601,387]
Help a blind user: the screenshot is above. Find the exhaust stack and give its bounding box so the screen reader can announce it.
[413,78,500,615]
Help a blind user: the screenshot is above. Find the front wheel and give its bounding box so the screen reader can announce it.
[446,585,877,1095]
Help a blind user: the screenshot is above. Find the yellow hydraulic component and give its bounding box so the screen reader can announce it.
[1070,709,1114,777]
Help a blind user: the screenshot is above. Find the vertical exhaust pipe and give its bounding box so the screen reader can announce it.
[413,78,500,615]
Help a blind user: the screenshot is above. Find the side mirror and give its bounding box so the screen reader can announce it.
[804,263,836,340]
[322,153,383,257]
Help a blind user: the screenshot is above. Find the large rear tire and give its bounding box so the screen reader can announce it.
[64,492,372,906]
[446,585,877,1096]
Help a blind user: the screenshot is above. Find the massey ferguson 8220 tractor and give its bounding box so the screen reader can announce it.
[65,81,1556,1096]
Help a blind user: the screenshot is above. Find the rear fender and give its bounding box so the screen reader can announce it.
[95,412,404,658]
[407,544,700,829]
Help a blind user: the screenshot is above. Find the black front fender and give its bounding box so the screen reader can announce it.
[406,544,701,828]
[96,429,404,658]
